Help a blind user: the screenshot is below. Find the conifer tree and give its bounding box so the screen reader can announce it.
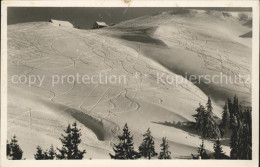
[193,98,220,139]
[240,107,252,159]
[237,108,252,159]
[193,104,206,135]
[228,96,252,160]
[7,141,11,157]
[45,145,56,160]
[197,140,210,159]
[7,136,23,160]
[56,122,86,159]
[228,98,236,129]
[138,128,158,159]
[237,123,252,159]
[158,137,171,159]
[205,96,221,139]
[221,102,230,128]
[206,96,213,114]
[34,146,45,160]
[213,138,226,159]
[230,126,239,159]
[109,123,140,159]
[35,145,56,160]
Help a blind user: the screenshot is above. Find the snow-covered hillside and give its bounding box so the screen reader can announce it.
[7,9,251,159]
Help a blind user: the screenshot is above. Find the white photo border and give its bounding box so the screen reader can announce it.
[1,1,259,167]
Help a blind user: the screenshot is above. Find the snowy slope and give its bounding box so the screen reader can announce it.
[7,9,251,159]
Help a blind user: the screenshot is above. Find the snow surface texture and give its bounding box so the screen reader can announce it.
[7,9,252,159]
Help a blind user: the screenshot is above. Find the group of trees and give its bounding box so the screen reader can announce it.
[192,95,252,159]
[220,96,252,159]
[7,122,86,160]
[6,96,252,160]
[35,122,86,160]
[35,145,55,160]
[7,136,23,160]
[110,124,171,159]
[8,123,172,160]
[192,97,221,139]
[192,138,228,159]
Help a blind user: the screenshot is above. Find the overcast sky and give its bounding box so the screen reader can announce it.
[8,7,251,29]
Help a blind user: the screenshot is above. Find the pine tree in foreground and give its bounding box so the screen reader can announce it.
[213,138,226,159]
[34,146,45,160]
[45,145,56,160]
[220,102,230,137]
[192,103,205,134]
[158,137,171,159]
[237,124,252,159]
[228,96,252,159]
[205,96,221,139]
[230,121,240,159]
[7,141,11,157]
[236,108,252,160]
[35,145,56,160]
[193,100,220,139]
[139,128,158,159]
[109,123,140,159]
[56,122,86,159]
[197,140,210,159]
[7,136,23,160]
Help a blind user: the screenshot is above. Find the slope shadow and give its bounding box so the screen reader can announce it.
[119,27,167,46]
[152,121,198,137]
[243,19,252,28]
[239,31,252,38]
[121,34,166,46]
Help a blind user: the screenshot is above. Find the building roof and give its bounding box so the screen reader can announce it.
[49,19,74,28]
[95,21,108,27]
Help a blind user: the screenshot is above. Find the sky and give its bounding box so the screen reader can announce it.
[8,7,252,29]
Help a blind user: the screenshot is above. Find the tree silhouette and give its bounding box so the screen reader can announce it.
[138,128,158,159]
[45,145,56,160]
[206,97,213,114]
[193,97,220,139]
[205,97,221,139]
[109,123,140,159]
[239,108,252,159]
[7,136,23,160]
[237,122,252,159]
[238,108,252,159]
[56,122,86,159]
[158,137,171,159]
[197,140,210,159]
[213,138,226,159]
[35,145,56,160]
[220,102,230,137]
[7,141,11,157]
[193,103,206,134]
[34,146,45,160]
[228,96,252,159]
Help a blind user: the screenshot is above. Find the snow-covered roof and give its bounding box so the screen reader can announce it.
[49,19,74,28]
[95,21,108,27]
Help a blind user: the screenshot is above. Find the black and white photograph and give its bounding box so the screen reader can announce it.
[1,1,259,167]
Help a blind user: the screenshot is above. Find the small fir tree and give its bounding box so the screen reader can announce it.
[7,136,23,160]
[56,122,86,159]
[197,140,210,159]
[109,123,140,159]
[138,128,158,159]
[46,145,56,160]
[34,146,45,160]
[158,137,171,159]
[213,138,226,159]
